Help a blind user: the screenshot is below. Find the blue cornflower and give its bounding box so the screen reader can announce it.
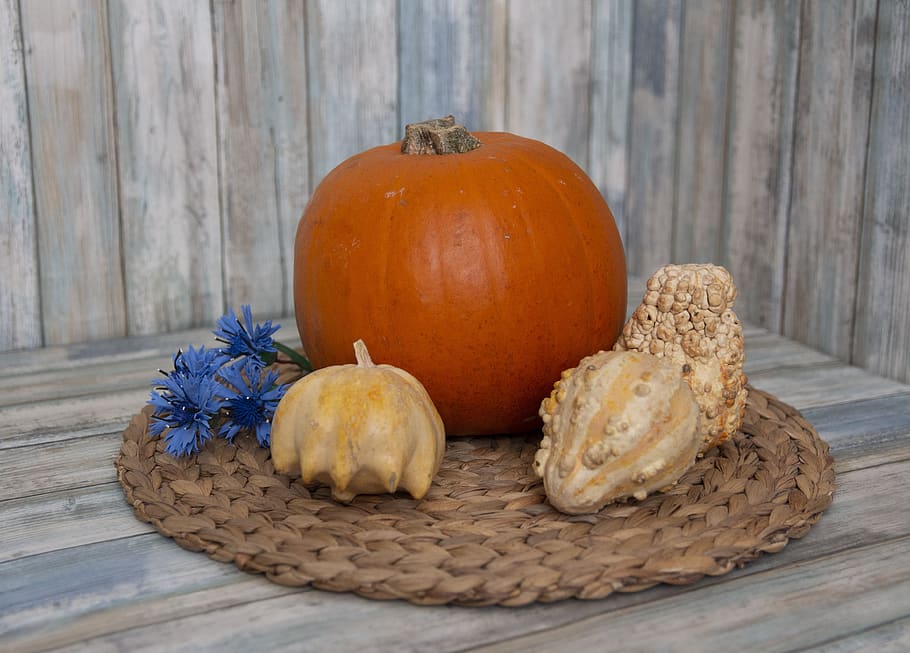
[213,305,280,364]
[148,346,226,457]
[171,343,223,378]
[218,357,288,447]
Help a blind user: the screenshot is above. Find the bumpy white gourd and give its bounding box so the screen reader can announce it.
[270,340,445,502]
[534,350,701,514]
[614,263,747,452]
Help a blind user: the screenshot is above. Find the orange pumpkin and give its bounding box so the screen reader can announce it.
[294,117,627,435]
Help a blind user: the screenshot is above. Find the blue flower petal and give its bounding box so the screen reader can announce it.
[217,357,287,444]
[255,421,271,447]
[213,305,280,364]
[146,346,226,457]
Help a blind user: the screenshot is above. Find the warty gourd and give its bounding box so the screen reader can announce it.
[535,350,701,514]
[614,263,747,453]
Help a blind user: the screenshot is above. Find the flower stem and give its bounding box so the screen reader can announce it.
[273,341,312,372]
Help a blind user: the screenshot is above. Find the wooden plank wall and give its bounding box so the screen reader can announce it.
[0,0,907,385]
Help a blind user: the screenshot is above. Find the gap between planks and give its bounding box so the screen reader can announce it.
[791,614,910,653]
[16,534,910,653]
[459,535,910,653]
[3,387,909,502]
[3,453,909,652]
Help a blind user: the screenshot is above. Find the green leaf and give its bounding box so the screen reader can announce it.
[273,341,313,373]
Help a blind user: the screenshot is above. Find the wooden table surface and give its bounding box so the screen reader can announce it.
[2,283,909,653]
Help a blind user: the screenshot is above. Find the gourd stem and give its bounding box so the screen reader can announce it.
[401,115,481,155]
[353,339,374,367]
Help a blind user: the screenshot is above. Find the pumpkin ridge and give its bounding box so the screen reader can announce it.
[294,128,627,435]
[510,143,600,354]
[376,175,396,354]
[496,156,562,396]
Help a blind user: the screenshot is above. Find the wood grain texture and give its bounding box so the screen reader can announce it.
[214,0,309,317]
[305,0,398,186]
[0,323,908,651]
[1,2,909,391]
[7,454,907,653]
[783,0,877,361]
[722,0,800,331]
[20,0,126,346]
[672,0,732,264]
[0,311,298,376]
[0,433,121,500]
[803,392,910,472]
[0,389,148,449]
[744,331,838,373]
[506,0,593,168]
[799,616,910,653]
[625,0,682,276]
[468,537,910,653]
[0,0,40,351]
[0,534,302,651]
[399,0,507,132]
[1,483,152,563]
[110,0,222,336]
[588,0,633,237]
[853,0,910,384]
[0,355,173,408]
[748,361,909,410]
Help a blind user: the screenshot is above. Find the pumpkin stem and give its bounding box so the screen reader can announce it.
[401,115,482,155]
[353,339,375,367]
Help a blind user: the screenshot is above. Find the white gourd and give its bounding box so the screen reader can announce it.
[535,350,701,514]
[271,340,445,502]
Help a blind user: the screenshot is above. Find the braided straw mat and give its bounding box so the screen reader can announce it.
[116,364,835,607]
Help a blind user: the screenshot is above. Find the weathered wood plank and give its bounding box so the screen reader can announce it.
[0,0,40,351]
[0,392,146,450]
[748,362,910,411]
[109,0,222,336]
[782,0,876,362]
[306,0,399,186]
[214,0,308,317]
[399,0,507,131]
[506,0,593,168]
[0,356,168,408]
[792,457,910,556]
[0,483,152,563]
[624,0,682,275]
[722,0,800,331]
[588,0,633,235]
[20,500,910,653]
[20,0,126,346]
[803,392,910,473]
[7,378,907,521]
[744,332,839,374]
[0,312,298,376]
[6,382,906,510]
[0,433,120,501]
[853,0,910,385]
[2,437,907,651]
[799,615,910,653]
[672,0,732,264]
[468,537,910,653]
[0,326,221,376]
[0,332,304,408]
[0,535,301,649]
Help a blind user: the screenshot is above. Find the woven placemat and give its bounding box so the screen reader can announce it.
[115,371,835,607]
